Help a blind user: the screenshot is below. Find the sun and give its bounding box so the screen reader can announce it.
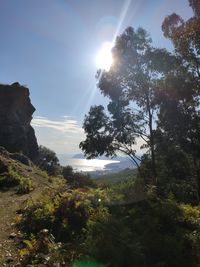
[95,42,113,71]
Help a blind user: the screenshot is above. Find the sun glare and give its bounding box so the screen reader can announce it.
[96,42,113,71]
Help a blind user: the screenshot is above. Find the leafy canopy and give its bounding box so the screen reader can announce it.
[80,27,174,178]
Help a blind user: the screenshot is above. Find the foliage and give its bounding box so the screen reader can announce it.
[18,183,200,267]
[94,168,137,185]
[79,27,174,180]
[84,195,200,267]
[19,230,69,267]
[18,187,109,265]
[17,178,35,194]
[63,165,95,188]
[63,165,73,180]
[0,165,36,194]
[35,145,61,176]
[71,172,95,188]
[79,1,200,202]
[157,0,200,200]
[19,187,108,239]
[35,168,49,179]
[0,166,22,187]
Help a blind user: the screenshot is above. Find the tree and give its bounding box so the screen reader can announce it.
[63,165,94,188]
[159,0,200,200]
[63,165,74,182]
[189,0,200,17]
[80,27,173,183]
[36,145,60,176]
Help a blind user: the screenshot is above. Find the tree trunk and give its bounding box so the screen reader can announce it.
[149,113,157,183]
[194,158,200,203]
[146,93,157,184]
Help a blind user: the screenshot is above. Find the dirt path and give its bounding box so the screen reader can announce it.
[0,190,30,266]
[0,171,52,266]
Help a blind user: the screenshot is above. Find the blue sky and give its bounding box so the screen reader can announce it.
[0,0,193,154]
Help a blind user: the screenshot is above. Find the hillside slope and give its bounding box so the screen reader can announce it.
[0,147,58,266]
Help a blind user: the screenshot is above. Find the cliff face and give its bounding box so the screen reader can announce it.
[0,82,38,160]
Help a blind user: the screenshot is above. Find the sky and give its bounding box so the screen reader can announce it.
[0,0,193,155]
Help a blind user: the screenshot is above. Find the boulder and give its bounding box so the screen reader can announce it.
[10,153,32,166]
[0,83,38,160]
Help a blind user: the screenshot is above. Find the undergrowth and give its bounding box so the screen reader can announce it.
[0,166,35,193]
[17,182,200,267]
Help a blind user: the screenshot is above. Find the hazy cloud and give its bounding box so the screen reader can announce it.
[32,116,84,134]
[31,116,85,154]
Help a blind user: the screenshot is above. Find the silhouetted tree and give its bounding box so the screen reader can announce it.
[80,27,174,183]
[63,165,74,183]
[160,0,200,200]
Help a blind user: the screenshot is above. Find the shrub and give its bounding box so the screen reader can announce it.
[63,165,95,188]
[18,184,200,267]
[0,166,36,194]
[19,229,68,266]
[84,196,200,267]
[63,165,73,181]
[17,178,35,194]
[72,172,95,188]
[0,166,22,187]
[18,188,108,265]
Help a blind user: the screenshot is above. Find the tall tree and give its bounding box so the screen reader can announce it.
[160,0,200,200]
[80,27,173,183]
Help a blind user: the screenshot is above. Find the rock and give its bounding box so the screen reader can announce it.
[9,232,17,239]
[0,146,9,157]
[0,83,38,160]
[10,153,32,166]
[0,157,8,173]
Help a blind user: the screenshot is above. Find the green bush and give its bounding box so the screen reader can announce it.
[0,166,23,187]
[18,183,200,267]
[0,166,36,195]
[18,187,108,265]
[19,188,108,240]
[84,196,200,267]
[17,178,35,194]
[63,165,95,188]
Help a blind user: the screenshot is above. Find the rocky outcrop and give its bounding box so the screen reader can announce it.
[0,83,38,160]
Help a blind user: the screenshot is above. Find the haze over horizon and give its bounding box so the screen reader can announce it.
[0,0,193,154]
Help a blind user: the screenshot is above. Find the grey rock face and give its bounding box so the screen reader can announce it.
[0,83,38,160]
